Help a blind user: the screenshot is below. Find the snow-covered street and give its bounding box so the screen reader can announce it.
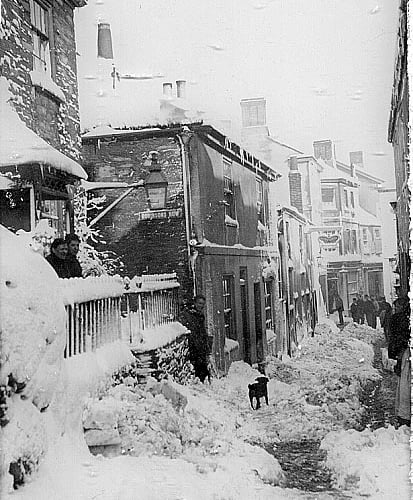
[3,315,409,499]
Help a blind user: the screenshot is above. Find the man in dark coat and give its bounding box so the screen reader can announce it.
[333,293,344,325]
[46,238,71,278]
[388,296,411,427]
[350,298,359,323]
[65,233,83,278]
[363,295,376,328]
[379,297,392,341]
[179,295,213,382]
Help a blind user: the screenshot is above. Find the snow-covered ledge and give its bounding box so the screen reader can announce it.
[30,70,66,103]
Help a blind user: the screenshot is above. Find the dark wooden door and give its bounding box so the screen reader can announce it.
[240,268,251,364]
[254,282,263,362]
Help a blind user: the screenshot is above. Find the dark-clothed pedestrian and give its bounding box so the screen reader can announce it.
[332,293,344,325]
[350,298,359,323]
[379,297,392,341]
[363,295,376,328]
[65,233,83,278]
[388,296,411,427]
[179,295,213,382]
[356,294,365,324]
[46,238,71,278]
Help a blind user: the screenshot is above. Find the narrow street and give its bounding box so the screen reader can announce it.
[252,331,399,498]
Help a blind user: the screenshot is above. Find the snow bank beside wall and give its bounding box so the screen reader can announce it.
[321,426,411,499]
[0,226,133,494]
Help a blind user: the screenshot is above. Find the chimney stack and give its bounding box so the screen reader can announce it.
[313,140,335,162]
[349,151,364,168]
[162,82,173,98]
[288,156,303,213]
[176,80,186,99]
[240,98,266,127]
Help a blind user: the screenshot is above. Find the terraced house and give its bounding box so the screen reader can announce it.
[82,118,280,374]
[0,0,87,234]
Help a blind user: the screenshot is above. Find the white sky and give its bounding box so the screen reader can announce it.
[75,0,399,184]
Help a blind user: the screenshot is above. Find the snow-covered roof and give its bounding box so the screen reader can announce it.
[358,207,381,226]
[82,125,161,139]
[0,78,87,179]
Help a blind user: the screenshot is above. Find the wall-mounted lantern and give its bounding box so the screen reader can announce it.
[145,151,168,210]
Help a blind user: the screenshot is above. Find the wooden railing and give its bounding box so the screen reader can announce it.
[60,274,180,357]
[122,273,180,346]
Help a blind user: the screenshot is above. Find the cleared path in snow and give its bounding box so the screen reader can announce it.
[252,324,397,498]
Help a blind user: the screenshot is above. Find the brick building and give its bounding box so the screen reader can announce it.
[388,0,409,297]
[82,124,279,372]
[0,0,87,235]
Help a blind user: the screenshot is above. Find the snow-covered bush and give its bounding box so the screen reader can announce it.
[73,187,124,276]
[320,426,410,498]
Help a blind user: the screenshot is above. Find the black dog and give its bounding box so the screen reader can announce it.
[248,376,269,410]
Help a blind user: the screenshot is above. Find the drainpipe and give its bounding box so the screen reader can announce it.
[176,126,196,295]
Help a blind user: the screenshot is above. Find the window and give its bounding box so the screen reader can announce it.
[322,188,336,208]
[350,191,355,208]
[344,190,349,208]
[362,228,368,244]
[30,0,52,75]
[285,221,291,258]
[350,229,358,254]
[298,225,304,263]
[264,281,274,331]
[222,275,236,340]
[223,158,236,220]
[256,178,264,221]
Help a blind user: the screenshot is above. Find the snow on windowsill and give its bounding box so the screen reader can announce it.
[224,215,239,227]
[30,70,66,103]
[224,338,239,354]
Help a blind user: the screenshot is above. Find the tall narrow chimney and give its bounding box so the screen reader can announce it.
[97,23,114,59]
[162,82,173,98]
[176,80,186,99]
[349,151,364,168]
[288,156,303,213]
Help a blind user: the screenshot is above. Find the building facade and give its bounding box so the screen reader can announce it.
[0,0,87,235]
[314,141,384,310]
[82,124,279,373]
[388,0,409,297]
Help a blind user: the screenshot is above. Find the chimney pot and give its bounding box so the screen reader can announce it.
[240,97,266,127]
[163,82,173,97]
[289,156,298,170]
[349,151,364,168]
[176,80,186,99]
[313,140,335,162]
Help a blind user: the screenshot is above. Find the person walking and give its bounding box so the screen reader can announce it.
[46,238,70,278]
[350,298,359,323]
[370,295,379,329]
[179,295,213,382]
[379,297,392,341]
[388,296,411,427]
[363,295,376,328]
[356,293,365,324]
[335,293,344,326]
[65,233,83,278]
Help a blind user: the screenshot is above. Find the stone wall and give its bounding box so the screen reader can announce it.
[0,0,81,160]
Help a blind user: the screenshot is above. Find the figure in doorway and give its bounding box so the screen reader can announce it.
[350,298,360,323]
[332,292,344,326]
[65,233,83,278]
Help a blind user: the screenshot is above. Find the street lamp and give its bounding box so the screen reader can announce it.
[145,151,168,210]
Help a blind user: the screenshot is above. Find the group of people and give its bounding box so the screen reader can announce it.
[350,294,392,332]
[46,234,83,279]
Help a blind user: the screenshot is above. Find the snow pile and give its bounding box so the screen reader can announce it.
[59,275,124,305]
[0,226,66,493]
[320,426,411,499]
[262,327,380,440]
[132,321,189,351]
[341,322,384,345]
